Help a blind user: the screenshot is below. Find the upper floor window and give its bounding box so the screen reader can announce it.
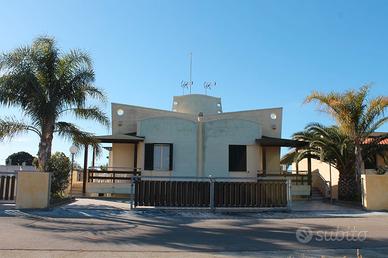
[229,145,247,172]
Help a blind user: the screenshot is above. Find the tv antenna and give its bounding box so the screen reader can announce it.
[181,80,191,94]
[181,52,193,94]
[203,81,216,95]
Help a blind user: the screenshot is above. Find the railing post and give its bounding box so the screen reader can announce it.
[286,178,292,210]
[209,175,215,212]
[130,176,136,209]
[82,144,88,195]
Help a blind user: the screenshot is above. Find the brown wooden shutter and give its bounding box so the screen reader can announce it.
[144,144,154,170]
[169,144,173,171]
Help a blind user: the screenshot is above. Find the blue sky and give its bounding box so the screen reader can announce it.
[1,0,387,165]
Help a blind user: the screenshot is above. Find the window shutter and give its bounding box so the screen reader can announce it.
[169,144,173,171]
[229,145,247,171]
[144,144,154,170]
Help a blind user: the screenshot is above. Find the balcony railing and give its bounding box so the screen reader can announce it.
[86,168,310,186]
[88,167,141,183]
[257,170,310,185]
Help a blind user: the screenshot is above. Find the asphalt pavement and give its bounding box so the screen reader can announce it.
[0,199,387,257]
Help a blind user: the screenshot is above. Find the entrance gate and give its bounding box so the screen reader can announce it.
[133,176,291,209]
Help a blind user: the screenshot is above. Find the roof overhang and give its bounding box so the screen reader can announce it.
[94,134,144,143]
[256,136,308,148]
[363,132,388,145]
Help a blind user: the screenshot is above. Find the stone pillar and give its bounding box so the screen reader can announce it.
[16,172,51,209]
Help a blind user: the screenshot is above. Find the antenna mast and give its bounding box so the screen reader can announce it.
[181,53,193,95]
[189,52,193,94]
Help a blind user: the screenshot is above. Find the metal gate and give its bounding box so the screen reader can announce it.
[0,173,17,202]
[133,176,291,209]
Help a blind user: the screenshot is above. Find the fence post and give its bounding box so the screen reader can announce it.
[360,176,365,209]
[130,177,136,209]
[286,178,292,210]
[209,175,215,212]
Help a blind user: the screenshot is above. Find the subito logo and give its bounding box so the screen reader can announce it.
[296,226,313,243]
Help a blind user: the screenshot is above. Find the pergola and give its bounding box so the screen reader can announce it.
[256,136,309,173]
[256,136,312,195]
[81,134,144,194]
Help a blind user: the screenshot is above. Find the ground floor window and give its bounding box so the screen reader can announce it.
[144,143,173,171]
[229,145,247,172]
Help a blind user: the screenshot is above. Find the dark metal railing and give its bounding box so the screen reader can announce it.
[257,170,310,185]
[88,167,141,183]
[133,176,290,209]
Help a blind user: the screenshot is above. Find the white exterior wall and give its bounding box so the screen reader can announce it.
[206,108,282,138]
[138,116,198,177]
[203,119,261,177]
[265,147,281,173]
[108,95,283,179]
[111,143,134,168]
[173,94,222,115]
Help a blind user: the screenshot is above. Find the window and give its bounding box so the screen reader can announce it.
[144,143,173,171]
[229,145,247,172]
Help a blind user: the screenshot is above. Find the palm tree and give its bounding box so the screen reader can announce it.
[305,86,388,193]
[0,37,109,170]
[293,123,387,200]
[293,124,357,200]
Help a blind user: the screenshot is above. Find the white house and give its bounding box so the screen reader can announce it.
[81,93,307,196]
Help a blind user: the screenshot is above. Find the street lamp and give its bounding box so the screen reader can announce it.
[69,145,78,196]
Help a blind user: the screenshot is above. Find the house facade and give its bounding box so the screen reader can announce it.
[103,94,283,179]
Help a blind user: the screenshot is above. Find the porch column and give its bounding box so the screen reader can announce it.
[307,154,312,197]
[262,147,267,175]
[92,146,96,168]
[82,144,89,195]
[134,143,138,172]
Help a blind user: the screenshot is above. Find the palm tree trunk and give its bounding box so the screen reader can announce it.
[354,143,363,196]
[37,121,54,171]
[338,169,358,201]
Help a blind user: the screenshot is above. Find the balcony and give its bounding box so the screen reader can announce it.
[88,167,141,183]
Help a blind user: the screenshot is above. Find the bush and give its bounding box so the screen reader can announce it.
[46,152,71,198]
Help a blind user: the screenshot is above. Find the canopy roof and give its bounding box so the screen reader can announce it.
[94,134,144,143]
[256,136,308,148]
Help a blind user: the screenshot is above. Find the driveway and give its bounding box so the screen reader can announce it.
[0,198,388,257]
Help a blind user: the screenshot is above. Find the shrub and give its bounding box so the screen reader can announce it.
[46,152,71,198]
[376,166,388,175]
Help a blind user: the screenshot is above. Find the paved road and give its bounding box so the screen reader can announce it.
[0,199,388,257]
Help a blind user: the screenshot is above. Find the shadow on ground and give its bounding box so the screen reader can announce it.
[11,207,388,254]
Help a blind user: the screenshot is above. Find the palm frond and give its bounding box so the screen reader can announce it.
[62,106,109,127]
[54,121,101,155]
[0,117,41,140]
